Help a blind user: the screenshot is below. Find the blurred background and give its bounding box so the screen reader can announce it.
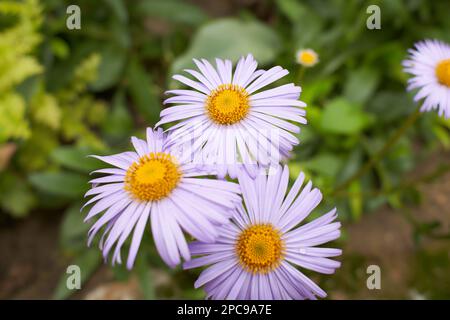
[1,0,449,299]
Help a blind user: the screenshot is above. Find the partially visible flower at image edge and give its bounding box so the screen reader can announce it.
[403,39,450,119]
[296,49,319,67]
[82,128,241,269]
[157,54,306,179]
[184,165,342,300]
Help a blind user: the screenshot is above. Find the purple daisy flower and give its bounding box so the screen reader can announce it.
[83,128,241,269]
[184,165,342,300]
[157,54,306,179]
[403,39,450,118]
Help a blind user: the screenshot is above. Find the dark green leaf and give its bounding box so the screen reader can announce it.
[127,58,160,124]
[91,45,127,91]
[0,173,36,217]
[29,171,88,198]
[136,0,208,26]
[171,18,281,75]
[51,147,99,173]
[102,90,134,137]
[103,0,128,23]
[60,202,90,251]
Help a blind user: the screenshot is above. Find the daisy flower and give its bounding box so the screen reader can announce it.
[403,39,450,118]
[157,54,306,179]
[184,166,342,300]
[83,128,241,269]
[296,49,319,67]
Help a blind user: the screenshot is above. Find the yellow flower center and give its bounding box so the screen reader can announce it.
[436,59,450,87]
[297,49,318,67]
[206,84,249,125]
[236,224,284,274]
[125,152,181,201]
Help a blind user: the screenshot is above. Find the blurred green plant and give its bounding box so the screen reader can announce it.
[0,0,107,217]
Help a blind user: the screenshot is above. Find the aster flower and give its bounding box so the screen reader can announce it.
[184,166,342,300]
[157,54,306,179]
[83,128,241,269]
[296,49,319,67]
[403,39,450,119]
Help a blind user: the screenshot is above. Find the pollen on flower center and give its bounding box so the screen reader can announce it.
[297,49,318,67]
[436,59,450,87]
[206,84,249,125]
[300,52,315,64]
[236,224,284,274]
[125,152,181,201]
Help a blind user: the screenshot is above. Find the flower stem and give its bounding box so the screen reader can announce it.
[296,66,305,85]
[332,108,421,196]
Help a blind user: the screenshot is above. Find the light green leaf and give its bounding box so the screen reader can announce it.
[303,153,342,177]
[344,67,380,104]
[0,93,30,143]
[301,78,335,105]
[349,181,362,220]
[320,98,373,135]
[171,18,281,75]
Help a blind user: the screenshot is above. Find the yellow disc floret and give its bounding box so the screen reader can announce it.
[436,59,450,87]
[206,84,249,125]
[236,224,284,274]
[296,49,319,67]
[125,152,181,201]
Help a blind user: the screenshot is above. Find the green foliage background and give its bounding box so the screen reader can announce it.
[1,0,449,299]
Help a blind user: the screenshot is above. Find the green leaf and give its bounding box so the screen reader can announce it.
[53,250,102,300]
[303,153,342,178]
[367,91,414,123]
[51,146,99,173]
[344,67,380,104]
[276,0,308,22]
[0,173,36,217]
[276,0,323,47]
[102,90,134,138]
[0,93,30,143]
[349,181,362,220]
[60,202,90,251]
[103,0,128,23]
[336,147,363,184]
[301,78,336,105]
[288,162,303,180]
[136,0,208,26]
[320,98,373,135]
[171,18,281,75]
[91,45,126,91]
[29,171,88,198]
[127,58,160,124]
[135,254,155,299]
[50,38,69,59]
